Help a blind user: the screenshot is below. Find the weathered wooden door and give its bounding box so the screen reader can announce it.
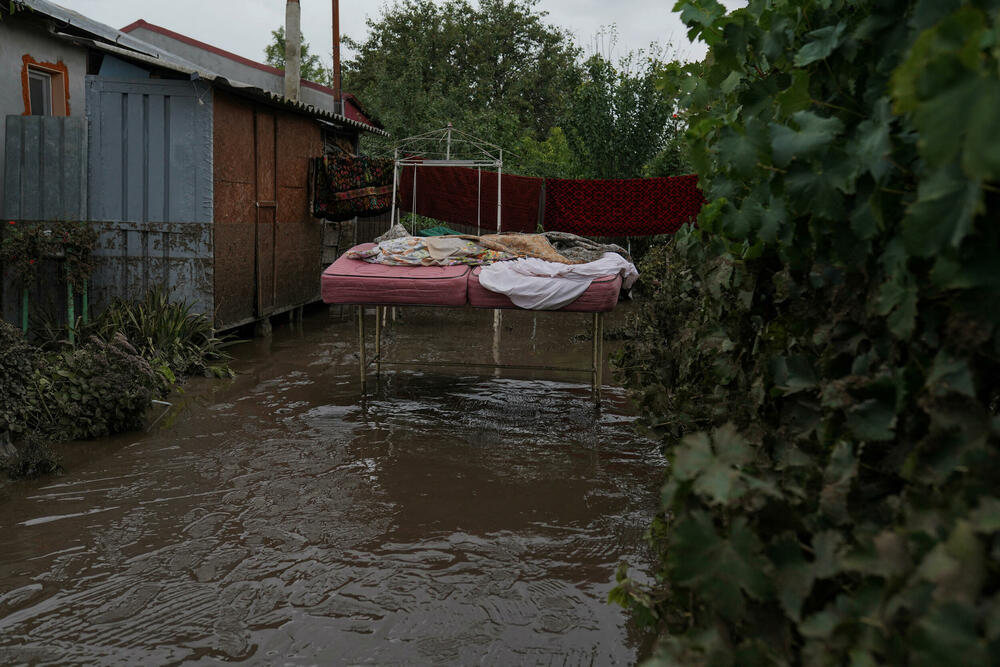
[254,110,277,318]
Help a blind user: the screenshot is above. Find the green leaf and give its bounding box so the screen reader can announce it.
[770,355,819,394]
[670,512,770,621]
[770,533,814,622]
[716,128,759,177]
[776,69,811,117]
[846,399,897,441]
[902,165,983,257]
[811,531,844,579]
[673,431,714,481]
[969,497,1000,533]
[821,441,859,524]
[673,425,754,506]
[926,350,976,397]
[876,274,918,340]
[720,70,742,95]
[847,98,893,181]
[770,111,846,167]
[910,603,990,667]
[794,22,847,67]
[917,521,985,603]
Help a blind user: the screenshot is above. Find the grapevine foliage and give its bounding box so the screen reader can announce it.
[613,0,1000,663]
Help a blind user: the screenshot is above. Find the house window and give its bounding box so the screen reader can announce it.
[27,68,53,115]
[20,55,70,116]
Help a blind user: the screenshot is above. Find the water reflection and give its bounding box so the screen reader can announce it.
[0,305,662,664]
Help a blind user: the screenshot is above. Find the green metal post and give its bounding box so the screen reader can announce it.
[21,288,28,334]
[67,281,75,345]
[81,282,89,325]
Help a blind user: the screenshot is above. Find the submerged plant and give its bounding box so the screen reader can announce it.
[1,434,62,480]
[91,287,234,379]
[32,334,166,441]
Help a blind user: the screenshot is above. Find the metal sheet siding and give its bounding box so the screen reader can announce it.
[88,221,214,317]
[2,116,87,221]
[212,92,257,328]
[213,90,325,329]
[275,113,323,310]
[86,77,212,224]
[85,77,214,320]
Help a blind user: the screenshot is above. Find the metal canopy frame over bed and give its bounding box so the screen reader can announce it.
[389,123,503,236]
[349,125,606,405]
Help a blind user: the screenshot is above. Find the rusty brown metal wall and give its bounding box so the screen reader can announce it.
[213,92,256,328]
[275,113,323,311]
[213,91,327,330]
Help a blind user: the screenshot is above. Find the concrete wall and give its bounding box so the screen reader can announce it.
[125,25,340,114]
[0,11,88,216]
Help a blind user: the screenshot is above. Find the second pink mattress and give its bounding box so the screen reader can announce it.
[467,266,622,312]
[321,243,471,306]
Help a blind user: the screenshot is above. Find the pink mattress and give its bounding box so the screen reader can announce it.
[467,266,622,312]
[321,243,471,306]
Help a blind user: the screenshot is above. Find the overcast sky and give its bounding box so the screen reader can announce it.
[65,0,747,70]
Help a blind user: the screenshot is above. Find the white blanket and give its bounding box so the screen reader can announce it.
[478,253,638,310]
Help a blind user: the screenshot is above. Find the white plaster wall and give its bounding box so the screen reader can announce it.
[0,13,88,216]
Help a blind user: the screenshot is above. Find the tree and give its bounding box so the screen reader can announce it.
[562,54,675,179]
[342,0,580,152]
[264,26,331,85]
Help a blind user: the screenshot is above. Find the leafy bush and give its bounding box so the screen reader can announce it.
[0,321,39,438]
[32,334,166,441]
[1,434,62,480]
[613,0,1000,664]
[90,287,233,379]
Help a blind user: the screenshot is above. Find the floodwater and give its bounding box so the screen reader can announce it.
[0,304,663,665]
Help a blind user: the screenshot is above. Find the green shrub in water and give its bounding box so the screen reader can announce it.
[32,334,166,441]
[1,435,62,480]
[0,321,39,439]
[92,287,233,379]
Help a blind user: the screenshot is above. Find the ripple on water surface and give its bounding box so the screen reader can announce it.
[0,306,662,664]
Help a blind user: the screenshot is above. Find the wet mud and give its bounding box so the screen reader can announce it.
[0,304,663,665]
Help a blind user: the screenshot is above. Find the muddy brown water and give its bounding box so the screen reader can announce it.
[0,304,663,665]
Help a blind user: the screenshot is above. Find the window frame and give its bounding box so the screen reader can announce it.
[20,55,70,117]
[27,67,53,116]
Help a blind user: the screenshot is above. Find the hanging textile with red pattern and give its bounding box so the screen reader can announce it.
[311,156,397,222]
[543,174,705,236]
[399,166,541,233]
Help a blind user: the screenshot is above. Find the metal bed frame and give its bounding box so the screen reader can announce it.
[355,306,605,404]
[368,124,606,403]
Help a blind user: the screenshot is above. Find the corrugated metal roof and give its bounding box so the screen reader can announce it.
[10,0,388,136]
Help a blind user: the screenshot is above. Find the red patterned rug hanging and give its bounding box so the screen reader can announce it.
[543,174,705,236]
[399,165,541,234]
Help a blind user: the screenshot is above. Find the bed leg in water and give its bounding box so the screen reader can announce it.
[592,312,604,404]
[375,305,382,376]
[358,305,367,393]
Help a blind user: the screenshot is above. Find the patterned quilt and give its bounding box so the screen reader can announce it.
[312,156,396,222]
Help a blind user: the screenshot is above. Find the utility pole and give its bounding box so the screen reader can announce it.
[332,0,342,114]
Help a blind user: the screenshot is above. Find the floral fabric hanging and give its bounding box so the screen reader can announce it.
[311,156,397,222]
